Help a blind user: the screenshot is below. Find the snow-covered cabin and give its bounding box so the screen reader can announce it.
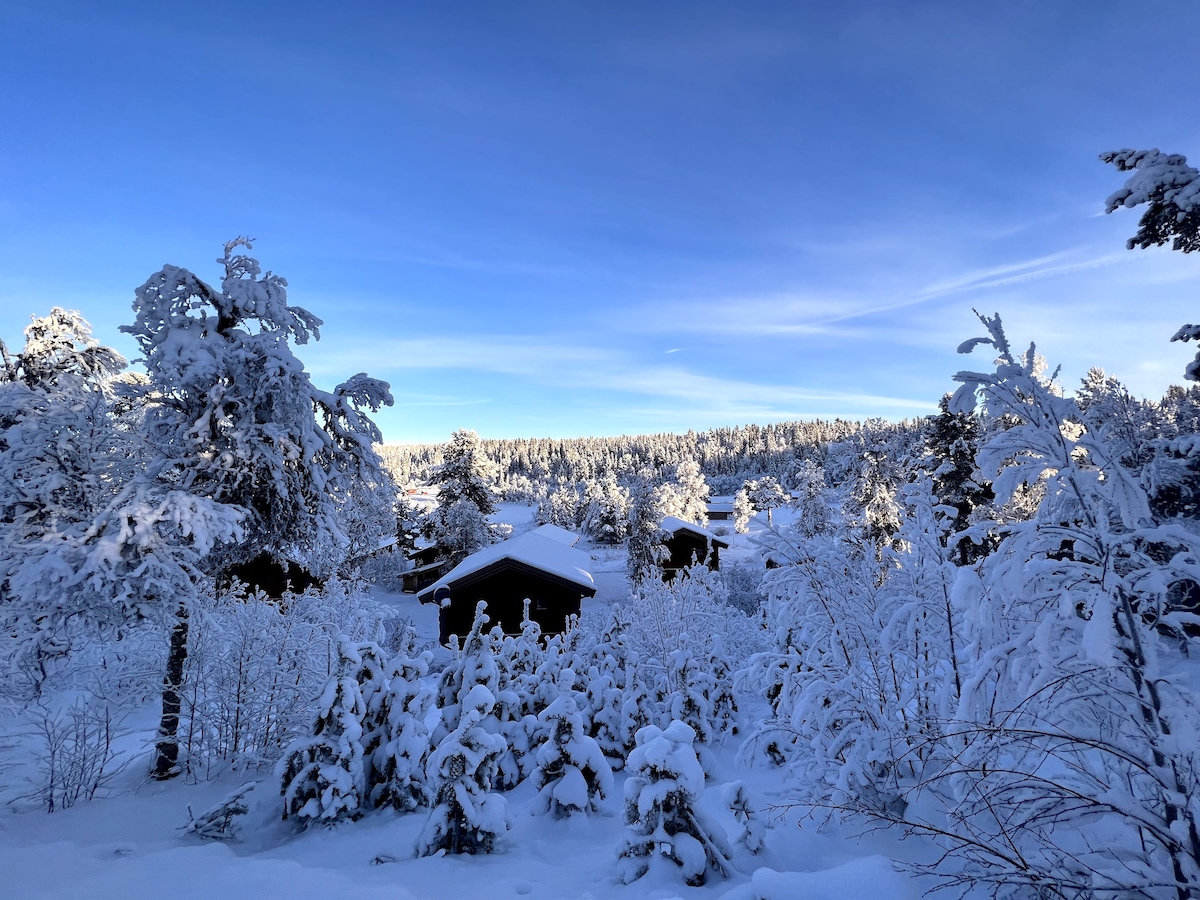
[705,497,735,521]
[659,516,729,578]
[417,528,596,645]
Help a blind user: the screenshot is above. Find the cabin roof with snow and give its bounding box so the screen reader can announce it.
[529,523,581,546]
[418,530,596,601]
[660,516,730,548]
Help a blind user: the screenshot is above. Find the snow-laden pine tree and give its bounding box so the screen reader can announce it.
[578,473,631,543]
[1103,148,1200,379]
[617,720,732,887]
[120,239,393,778]
[537,481,580,529]
[435,497,494,563]
[277,637,368,827]
[416,683,508,856]
[531,690,613,818]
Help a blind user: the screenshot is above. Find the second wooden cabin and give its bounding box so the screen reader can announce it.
[659,515,729,579]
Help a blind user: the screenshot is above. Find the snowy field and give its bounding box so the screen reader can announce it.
[0,505,932,900]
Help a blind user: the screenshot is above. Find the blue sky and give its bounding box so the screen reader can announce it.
[2,2,1199,443]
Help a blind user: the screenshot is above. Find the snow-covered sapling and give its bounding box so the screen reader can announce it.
[531,691,613,818]
[371,650,434,812]
[180,782,257,841]
[618,720,733,887]
[277,637,367,827]
[416,684,508,856]
[722,781,765,854]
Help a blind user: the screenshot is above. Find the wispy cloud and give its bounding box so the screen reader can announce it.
[617,247,1138,342]
[313,330,935,420]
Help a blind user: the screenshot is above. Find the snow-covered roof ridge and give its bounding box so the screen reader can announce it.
[531,523,580,546]
[421,530,595,597]
[660,515,723,541]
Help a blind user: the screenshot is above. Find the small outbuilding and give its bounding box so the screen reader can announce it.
[659,515,729,578]
[418,526,596,645]
[705,497,735,522]
[402,542,454,594]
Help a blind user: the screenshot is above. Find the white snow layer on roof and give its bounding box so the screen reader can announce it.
[660,515,721,541]
[423,531,595,596]
[531,523,580,546]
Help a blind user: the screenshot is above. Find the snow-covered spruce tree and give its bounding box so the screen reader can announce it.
[277,637,368,827]
[733,487,753,533]
[902,312,1200,899]
[625,473,676,582]
[416,683,508,856]
[924,394,995,565]
[352,640,390,806]
[531,691,613,818]
[850,442,904,562]
[121,238,393,778]
[672,458,710,527]
[371,650,434,812]
[617,721,733,887]
[432,602,500,744]
[431,428,497,516]
[783,457,836,540]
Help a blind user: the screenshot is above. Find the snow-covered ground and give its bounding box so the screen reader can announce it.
[0,734,925,900]
[0,506,934,899]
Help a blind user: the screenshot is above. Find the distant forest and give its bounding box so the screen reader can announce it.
[376,417,927,498]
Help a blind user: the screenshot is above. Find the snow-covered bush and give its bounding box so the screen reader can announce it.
[179,582,389,778]
[416,684,508,856]
[617,720,732,886]
[721,560,766,615]
[617,565,757,743]
[531,690,613,818]
[20,696,128,813]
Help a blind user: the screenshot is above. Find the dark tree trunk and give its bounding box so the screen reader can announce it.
[152,604,189,780]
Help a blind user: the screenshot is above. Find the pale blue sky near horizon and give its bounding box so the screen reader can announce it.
[2,1,1199,444]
